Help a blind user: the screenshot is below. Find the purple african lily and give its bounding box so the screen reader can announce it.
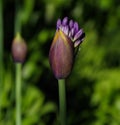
[49,17,85,79]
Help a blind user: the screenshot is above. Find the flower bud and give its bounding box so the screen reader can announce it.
[11,33,27,63]
[49,30,74,79]
[49,17,85,79]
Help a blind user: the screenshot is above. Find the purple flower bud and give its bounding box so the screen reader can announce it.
[63,26,69,35]
[49,17,85,79]
[74,29,83,41]
[74,40,81,47]
[62,17,68,26]
[49,30,74,79]
[74,22,79,33]
[57,19,61,29]
[11,33,27,63]
[69,20,74,29]
[69,28,75,37]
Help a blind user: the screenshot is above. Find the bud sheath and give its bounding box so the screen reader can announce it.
[49,30,74,79]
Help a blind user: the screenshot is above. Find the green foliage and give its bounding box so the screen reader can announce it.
[1,68,56,125]
[1,0,120,124]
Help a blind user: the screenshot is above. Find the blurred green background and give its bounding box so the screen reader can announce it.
[1,0,120,124]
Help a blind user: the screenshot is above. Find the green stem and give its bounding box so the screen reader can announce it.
[16,63,22,125]
[0,0,4,120]
[58,79,66,125]
[15,0,21,34]
[14,0,22,124]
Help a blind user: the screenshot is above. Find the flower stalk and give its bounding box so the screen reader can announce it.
[16,63,22,125]
[58,79,66,125]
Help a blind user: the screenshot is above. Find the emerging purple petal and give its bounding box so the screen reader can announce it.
[69,28,74,38]
[57,19,61,29]
[69,20,74,29]
[62,17,68,26]
[70,28,75,37]
[74,29,83,41]
[74,40,82,47]
[74,22,79,33]
[64,26,69,35]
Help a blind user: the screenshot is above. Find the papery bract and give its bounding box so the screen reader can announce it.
[49,30,74,79]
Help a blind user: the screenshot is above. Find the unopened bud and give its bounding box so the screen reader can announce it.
[49,17,85,79]
[11,33,27,63]
[49,30,74,79]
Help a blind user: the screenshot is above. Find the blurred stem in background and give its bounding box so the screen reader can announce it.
[15,0,22,125]
[58,79,66,125]
[0,0,4,119]
[15,63,22,125]
[15,0,21,34]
